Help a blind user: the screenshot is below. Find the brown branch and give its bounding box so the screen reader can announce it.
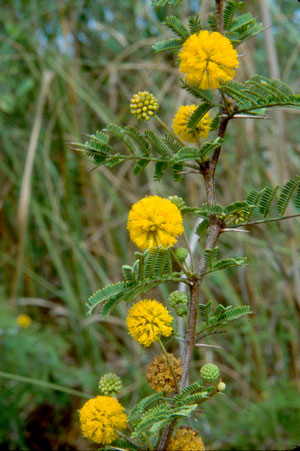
[158,3,227,449]
[216,0,224,34]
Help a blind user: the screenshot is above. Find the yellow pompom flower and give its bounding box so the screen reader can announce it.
[126,299,173,347]
[79,396,127,445]
[167,427,205,451]
[17,314,32,328]
[173,105,212,143]
[127,196,183,250]
[179,31,239,89]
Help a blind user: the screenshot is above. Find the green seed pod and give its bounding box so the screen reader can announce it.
[98,373,122,396]
[168,196,186,211]
[130,91,159,120]
[176,304,188,317]
[169,290,188,308]
[175,247,188,262]
[200,363,220,382]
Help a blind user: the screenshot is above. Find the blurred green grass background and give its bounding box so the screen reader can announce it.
[1,0,300,449]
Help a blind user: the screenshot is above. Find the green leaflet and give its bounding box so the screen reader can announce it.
[145,130,170,159]
[151,0,183,6]
[195,219,209,238]
[203,246,219,269]
[182,203,224,217]
[207,13,217,31]
[187,103,213,130]
[197,302,251,339]
[163,15,190,40]
[152,38,183,54]
[86,248,187,317]
[85,282,125,315]
[224,200,253,216]
[198,300,213,323]
[277,178,300,215]
[258,186,280,217]
[132,403,197,439]
[181,81,216,105]
[222,76,300,115]
[226,12,263,45]
[223,1,243,31]
[188,14,202,34]
[295,185,300,210]
[128,393,163,427]
[202,247,247,274]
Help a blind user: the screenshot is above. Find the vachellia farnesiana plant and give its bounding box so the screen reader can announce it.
[74,1,300,450]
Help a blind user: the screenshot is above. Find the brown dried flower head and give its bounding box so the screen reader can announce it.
[146,353,182,393]
[167,427,205,451]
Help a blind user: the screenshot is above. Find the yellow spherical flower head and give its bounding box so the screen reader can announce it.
[17,314,32,328]
[179,31,239,89]
[126,299,173,347]
[167,427,205,451]
[173,105,212,143]
[79,396,127,445]
[127,196,183,250]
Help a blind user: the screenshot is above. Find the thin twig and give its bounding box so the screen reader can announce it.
[223,214,300,228]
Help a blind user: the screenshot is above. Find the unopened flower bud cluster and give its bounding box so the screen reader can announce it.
[168,195,186,211]
[219,210,247,225]
[130,91,159,120]
[200,363,220,382]
[169,290,188,317]
[98,373,122,396]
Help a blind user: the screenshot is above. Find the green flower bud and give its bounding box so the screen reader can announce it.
[130,91,159,120]
[98,373,122,396]
[175,247,188,262]
[176,304,188,317]
[168,196,186,211]
[217,381,226,391]
[168,291,188,308]
[200,363,220,382]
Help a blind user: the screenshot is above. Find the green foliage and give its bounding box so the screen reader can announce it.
[132,402,197,439]
[171,138,222,164]
[174,380,215,407]
[74,125,225,180]
[152,0,183,7]
[85,248,187,316]
[163,16,190,40]
[188,14,202,34]
[225,12,264,45]
[152,38,183,53]
[128,393,164,427]
[223,1,243,31]
[144,130,170,159]
[207,13,217,32]
[258,186,280,217]
[224,200,253,216]
[295,185,300,210]
[239,177,300,223]
[202,246,247,274]
[86,282,125,316]
[195,219,209,238]
[181,81,216,105]
[197,302,251,339]
[277,177,300,215]
[182,203,224,218]
[222,76,300,115]
[187,103,213,130]
[203,246,219,269]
